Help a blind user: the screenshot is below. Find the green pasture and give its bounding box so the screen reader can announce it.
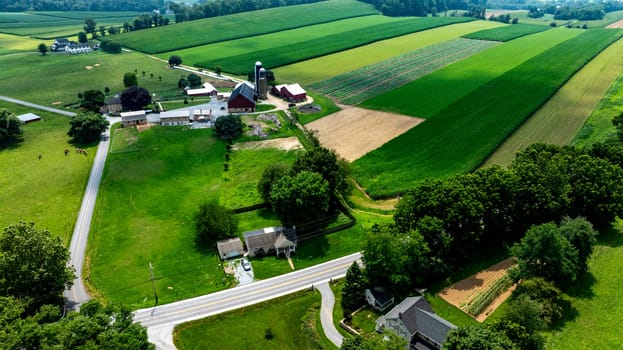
[295,91,340,125]
[0,51,182,108]
[173,290,325,350]
[0,101,96,244]
[354,29,623,198]
[361,28,580,118]
[484,36,623,166]
[508,10,623,28]
[88,126,228,307]
[275,20,503,85]
[311,38,497,106]
[462,23,549,41]
[193,16,473,74]
[108,0,377,53]
[0,33,41,54]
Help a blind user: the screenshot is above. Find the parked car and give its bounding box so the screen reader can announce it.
[241,258,252,271]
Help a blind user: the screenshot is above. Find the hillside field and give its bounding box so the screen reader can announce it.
[462,23,549,41]
[107,0,377,53]
[0,33,42,54]
[354,29,623,197]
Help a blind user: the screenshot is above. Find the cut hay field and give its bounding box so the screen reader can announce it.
[0,101,96,244]
[483,36,623,167]
[0,33,41,54]
[462,23,549,41]
[353,29,623,198]
[311,38,497,105]
[108,0,377,53]
[0,51,182,108]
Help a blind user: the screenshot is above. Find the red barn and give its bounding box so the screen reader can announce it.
[273,83,307,102]
[228,82,256,112]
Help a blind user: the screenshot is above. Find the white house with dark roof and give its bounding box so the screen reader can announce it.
[376,296,456,350]
[243,226,296,257]
[65,43,92,54]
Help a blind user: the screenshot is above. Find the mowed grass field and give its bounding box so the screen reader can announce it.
[354,29,623,197]
[484,36,623,167]
[193,16,472,74]
[0,101,96,243]
[0,51,183,108]
[109,0,377,53]
[0,33,42,54]
[462,23,549,41]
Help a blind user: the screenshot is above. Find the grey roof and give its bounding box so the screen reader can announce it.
[244,227,278,250]
[229,82,256,104]
[106,96,121,105]
[16,113,41,123]
[367,287,394,307]
[216,237,244,259]
[274,229,297,249]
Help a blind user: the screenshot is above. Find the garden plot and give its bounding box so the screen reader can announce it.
[311,38,497,105]
[306,107,423,161]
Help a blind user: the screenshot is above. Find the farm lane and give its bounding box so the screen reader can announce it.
[317,282,344,347]
[135,253,361,349]
[0,95,76,116]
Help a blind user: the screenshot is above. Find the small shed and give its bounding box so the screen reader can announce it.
[216,237,244,260]
[120,110,146,128]
[16,113,41,124]
[365,287,394,312]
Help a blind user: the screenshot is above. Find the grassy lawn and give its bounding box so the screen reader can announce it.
[88,126,229,307]
[0,101,96,243]
[274,20,503,85]
[0,51,183,108]
[484,34,623,167]
[173,290,328,350]
[295,91,340,125]
[462,23,549,41]
[0,33,41,54]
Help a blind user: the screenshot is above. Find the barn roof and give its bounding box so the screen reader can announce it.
[284,83,306,96]
[230,81,256,104]
[159,110,190,119]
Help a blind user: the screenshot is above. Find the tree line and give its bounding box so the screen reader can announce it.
[358,0,486,17]
[0,0,162,11]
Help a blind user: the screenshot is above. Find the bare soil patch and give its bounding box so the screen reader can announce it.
[306,107,423,162]
[233,136,303,152]
[438,258,516,322]
[607,19,623,28]
[85,65,93,70]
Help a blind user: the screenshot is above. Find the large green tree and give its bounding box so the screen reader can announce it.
[67,112,108,144]
[445,325,518,350]
[123,72,138,88]
[270,171,330,227]
[168,55,182,67]
[558,217,597,273]
[0,222,75,305]
[120,86,151,111]
[292,146,350,195]
[258,163,291,203]
[341,262,366,315]
[194,202,238,249]
[214,115,243,141]
[0,108,23,148]
[83,18,97,38]
[187,73,202,88]
[37,43,47,55]
[80,89,105,113]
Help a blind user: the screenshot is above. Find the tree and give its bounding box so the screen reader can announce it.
[341,262,366,315]
[258,163,291,203]
[445,325,517,350]
[78,31,88,43]
[0,108,23,148]
[79,89,105,113]
[178,76,189,89]
[214,115,243,141]
[558,217,597,274]
[215,65,222,76]
[511,278,565,327]
[187,73,202,88]
[120,86,151,111]
[292,146,350,195]
[168,55,182,67]
[98,25,106,37]
[108,26,118,35]
[83,18,97,38]
[0,222,75,305]
[194,202,238,249]
[123,72,138,88]
[505,294,548,334]
[270,171,330,226]
[67,112,109,144]
[511,222,579,288]
[103,41,122,53]
[37,43,47,55]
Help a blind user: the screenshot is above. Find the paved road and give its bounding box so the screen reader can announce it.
[135,252,361,349]
[0,95,76,116]
[317,282,344,348]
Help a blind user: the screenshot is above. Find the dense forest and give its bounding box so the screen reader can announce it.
[0,0,163,11]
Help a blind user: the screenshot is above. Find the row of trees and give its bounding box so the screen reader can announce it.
[0,222,153,349]
[0,0,162,12]
[359,0,486,17]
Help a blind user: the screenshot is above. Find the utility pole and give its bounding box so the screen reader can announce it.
[149,262,158,306]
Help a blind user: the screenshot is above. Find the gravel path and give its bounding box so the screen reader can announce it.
[317,282,344,348]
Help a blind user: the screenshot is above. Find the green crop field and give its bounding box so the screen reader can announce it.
[0,33,42,54]
[463,23,549,41]
[484,36,623,167]
[354,29,623,198]
[274,20,503,85]
[311,38,497,105]
[107,0,378,53]
[508,10,623,28]
[0,101,96,244]
[193,16,473,74]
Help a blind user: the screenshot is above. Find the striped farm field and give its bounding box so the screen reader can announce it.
[310,38,498,105]
[0,33,42,54]
[352,29,623,198]
[463,23,549,41]
[108,0,377,53]
[193,16,473,74]
[484,36,623,166]
[275,20,503,85]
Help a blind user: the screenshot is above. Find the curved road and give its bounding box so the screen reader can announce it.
[317,282,344,347]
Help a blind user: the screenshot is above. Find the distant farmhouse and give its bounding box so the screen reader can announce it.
[185,82,218,97]
[100,96,122,114]
[50,38,70,52]
[228,82,256,113]
[65,43,92,55]
[376,296,456,350]
[243,226,297,258]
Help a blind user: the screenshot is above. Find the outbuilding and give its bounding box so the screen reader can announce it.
[216,237,244,260]
[185,82,218,97]
[159,110,190,126]
[120,110,146,128]
[228,82,256,113]
[16,113,41,124]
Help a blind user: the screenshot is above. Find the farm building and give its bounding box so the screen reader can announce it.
[16,113,41,124]
[65,43,92,55]
[159,110,190,126]
[191,109,214,123]
[365,287,394,312]
[272,83,306,102]
[216,237,244,260]
[50,38,70,51]
[228,82,256,113]
[243,226,296,257]
[185,82,218,97]
[376,296,456,350]
[100,96,122,114]
[120,110,147,128]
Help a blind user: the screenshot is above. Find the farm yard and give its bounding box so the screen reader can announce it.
[310,38,497,105]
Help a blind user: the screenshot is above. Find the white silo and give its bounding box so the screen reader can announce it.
[254,61,262,94]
